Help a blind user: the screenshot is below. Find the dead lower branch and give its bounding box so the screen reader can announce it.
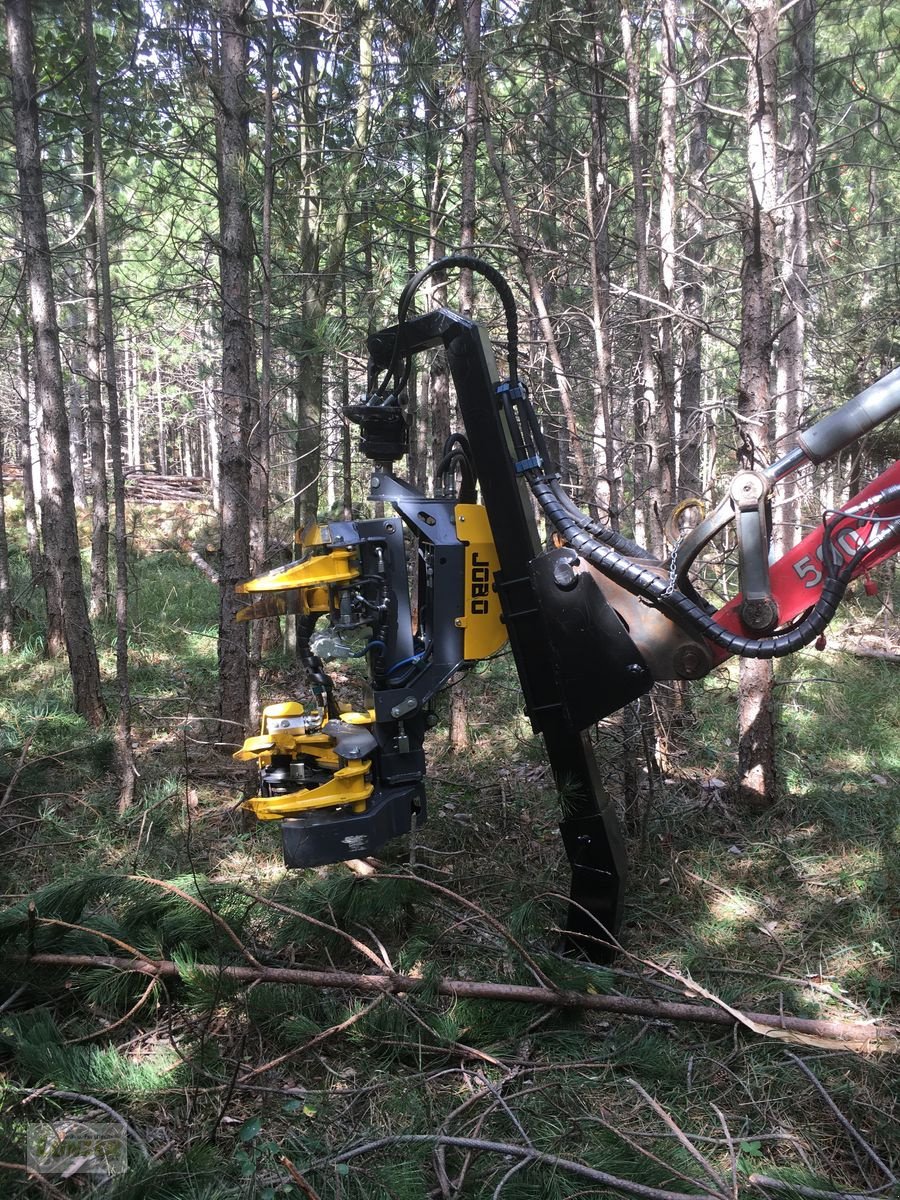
[323,1132,727,1200]
[12,952,898,1052]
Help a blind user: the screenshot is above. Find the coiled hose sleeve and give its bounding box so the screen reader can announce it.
[528,474,848,660]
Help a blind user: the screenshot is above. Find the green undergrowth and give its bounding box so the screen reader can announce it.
[0,543,898,1197]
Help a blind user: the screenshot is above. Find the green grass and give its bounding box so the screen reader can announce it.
[0,532,898,1197]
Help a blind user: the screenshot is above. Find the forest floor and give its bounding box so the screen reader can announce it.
[0,499,898,1200]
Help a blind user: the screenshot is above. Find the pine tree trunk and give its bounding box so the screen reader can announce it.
[586,25,620,529]
[85,0,136,804]
[737,0,779,809]
[619,2,659,553]
[774,0,815,555]
[0,419,12,653]
[82,132,109,621]
[7,0,105,726]
[68,369,87,509]
[215,0,254,745]
[680,3,709,502]
[154,347,166,474]
[657,0,678,517]
[292,0,374,537]
[16,326,42,588]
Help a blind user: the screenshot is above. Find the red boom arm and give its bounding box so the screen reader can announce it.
[710,459,900,664]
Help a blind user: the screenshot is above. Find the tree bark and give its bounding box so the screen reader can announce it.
[657,0,678,512]
[447,0,482,754]
[586,24,620,530]
[479,91,591,494]
[215,0,255,745]
[6,0,105,726]
[84,0,136,805]
[619,3,660,552]
[16,326,42,589]
[774,0,815,555]
[737,0,779,808]
[0,417,12,653]
[680,3,709,502]
[293,0,374,535]
[81,131,109,621]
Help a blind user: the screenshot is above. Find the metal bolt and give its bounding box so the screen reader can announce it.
[626,663,644,676]
[552,558,578,591]
[673,644,707,679]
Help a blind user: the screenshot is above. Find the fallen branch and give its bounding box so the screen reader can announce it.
[323,1132,727,1200]
[0,1160,68,1200]
[44,1091,149,1159]
[784,1053,897,1185]
[748,1174,885,1200]
[12,952,897,1051]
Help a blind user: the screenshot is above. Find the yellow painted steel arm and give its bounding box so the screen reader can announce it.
[236,548,358,595]
[243,760,373,819]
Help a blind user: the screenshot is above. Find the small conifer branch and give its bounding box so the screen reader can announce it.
[0,731,34,810]
[379,872,557,990]
[434,1067,523,1200]
[126,874,261,968]
[235,887,391,975]
[383,992,506,1068]
[628,1078,727,1193]
[586,1107,726,1197]
[748,1175,887,1200]
[44,1091,149,1159]
[711,1104,739,1200]
[322,1133,728,1200]
[238,995,384,1081]
[278,1155,323,1200]
[35,916,157,967]
[63,974,159,1045]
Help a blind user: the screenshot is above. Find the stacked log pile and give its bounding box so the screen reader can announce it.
[2,465,209,504]
[125,472,209,502]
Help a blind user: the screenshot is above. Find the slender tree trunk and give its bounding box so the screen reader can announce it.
[82,132,109,620]
[774,0,815,555]
[16,326,42,587]
[0,421,12,652]
[737,0,779,808]
[248,0,278,704]
[154,347,166,474]
[293,0,374,535]
[586,25,619,530]
[619,3,659,552]
[85,0,135,803]
[447,0,482,754]
[7,0,105,725]
[479,91,591,492]
[68,369,87,509]
[215,0,254,745]
[657,0,678,516]
[680,3,709,502]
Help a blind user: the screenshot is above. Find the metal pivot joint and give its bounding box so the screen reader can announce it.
[730,469,778,632]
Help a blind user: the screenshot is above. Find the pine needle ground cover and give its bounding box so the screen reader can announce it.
[1,545,898,1199]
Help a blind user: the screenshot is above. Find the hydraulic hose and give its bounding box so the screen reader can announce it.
[527,472,849,659]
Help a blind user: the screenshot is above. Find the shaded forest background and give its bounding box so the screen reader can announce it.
[0,4,899,1198]
[0,0,898,794]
